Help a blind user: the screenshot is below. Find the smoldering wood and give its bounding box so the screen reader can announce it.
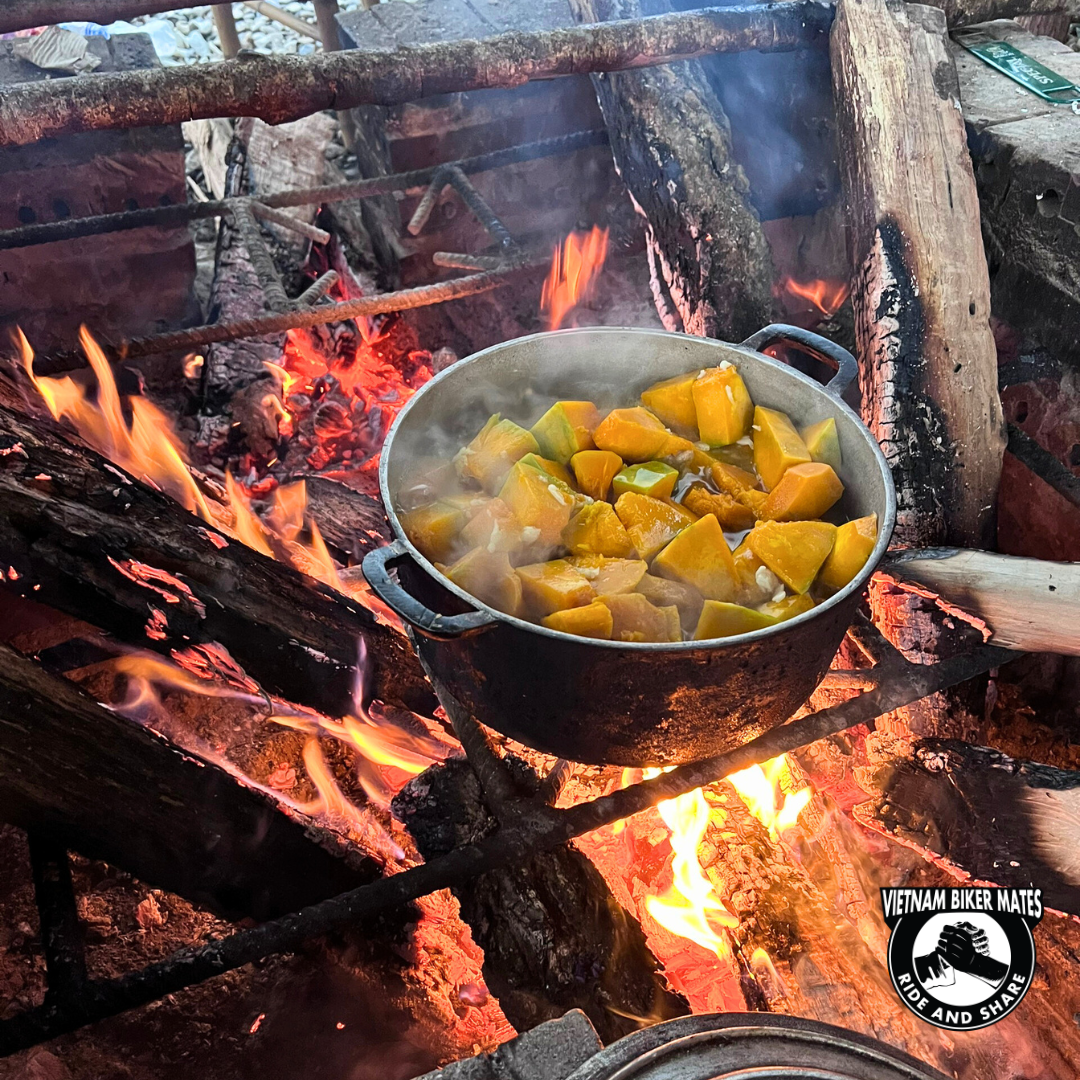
[832,0,1005,551]
[0,3,837,149]
[568,0,775,340]
[857,739,1080,917]
[0,643,375,920]
[393,756,689,1043]
[0,402,434,719]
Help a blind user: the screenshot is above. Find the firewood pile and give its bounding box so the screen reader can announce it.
[1,1,1080,1079]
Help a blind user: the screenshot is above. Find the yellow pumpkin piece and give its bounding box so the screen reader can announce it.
[651,514,739,602]
[599,592,682,643]
[570,449,623,501]
[498,460,574,545]
[593,407,692,463]
[818,513,878,591]
[516,559,596,616]
[636,573,704,630]
[614,492,698,560]
[530,401,601,463]
[759,462,845,522]
[569,555,648,594]
[800,417,842,472]
[460,497,528,554]
[401,501,466,563]
[693,600,779,640]
[542,600,614,640]
[445,548,524,616]
[613,460,679,500]
[757,593,816,622]
[562,502,636,558]
[693,363,754,446]
[455,414,540,493]
[518,452,575,489]
[753,406,812,490]
[731,537,783,607]
[746,519,837,594]
[710,460,760,497]
[640,372,698,434]
[682,483,756,532]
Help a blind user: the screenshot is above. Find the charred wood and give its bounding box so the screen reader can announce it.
[569,0,775,340]
[393,756,689,1042]
[0,643,373,920]
[0,402,434,719]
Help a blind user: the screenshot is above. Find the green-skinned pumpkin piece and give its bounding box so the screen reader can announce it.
[746,519,836,594]
[517,452,576,488]
[693,600,778,640]
[562,502,636,558]
[800,417,842,472]
[640,371,698,434]
[651,514,739,601]
[570,449,623,501]
[455,413,540,493]
[612,460,679,500]
[530,400,601,463]
[692,363,754,446]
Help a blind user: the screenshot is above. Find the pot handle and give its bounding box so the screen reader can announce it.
[362,540,500,640]
[741,323,858,400]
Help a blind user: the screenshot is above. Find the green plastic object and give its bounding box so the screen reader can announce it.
[955,31,1080,104]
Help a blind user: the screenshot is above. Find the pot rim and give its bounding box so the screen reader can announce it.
[378,326,897,651]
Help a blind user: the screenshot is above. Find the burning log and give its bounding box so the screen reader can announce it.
[393,756,689,1042]
[0,3,836,149]
[0,401,434,720]
[568,0,775,339]
[0,642,374,919]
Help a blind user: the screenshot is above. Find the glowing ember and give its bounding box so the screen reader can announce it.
[728,754,812,840]
[541,226,610,331]
[776,276,850,318]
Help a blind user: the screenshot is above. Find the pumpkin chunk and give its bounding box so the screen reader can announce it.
[746,519,837,594]
[682,483,756,531]
[651,514,739,602]
[693,363,754,446]
[562,502,636,558]
[640,372,698,434]
[517,452,575,489]
[694,600,779,640]
[593,407,691,463]
[445,548,524,616]
[542,600,613,639]
[800,417,842,472]
[571,449,623,501]
[758,593,816,622]
[635,573,704,630]
[516,559,596,616]
[759,462,844,522]
[731,537,784,607]
[498,460,573,545]
[711,440,756,474]
[710,460,760,497]
[613,460,679,500]
[818,513,878,591]
[401,501,465,563]
[455,414,539,493]
[530,400,601,463]
[568,555,648,594]
[752,406,811,490]
[460,497,531,554]
[599,592,682,643]
[614,492,697,560]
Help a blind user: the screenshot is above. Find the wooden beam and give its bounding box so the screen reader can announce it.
[569,0,774,340]
[0,3,834,149]
[212,3,242,59]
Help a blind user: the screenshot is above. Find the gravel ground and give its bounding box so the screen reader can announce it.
[129,1,385,65]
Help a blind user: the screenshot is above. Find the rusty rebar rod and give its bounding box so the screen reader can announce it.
[0,4,835,149]
[0,641,1015,1056]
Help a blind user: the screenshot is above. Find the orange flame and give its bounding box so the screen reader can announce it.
[728,754,812,840]
[776,276,850,318]
[541,226,610,331]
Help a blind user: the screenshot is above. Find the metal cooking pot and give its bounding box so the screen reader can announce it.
[563,1013,949,1080]
[364,325,896,766]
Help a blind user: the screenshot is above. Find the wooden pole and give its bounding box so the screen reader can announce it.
[244,0,322,42]
[311,0,360,152]
[211,2,242,59]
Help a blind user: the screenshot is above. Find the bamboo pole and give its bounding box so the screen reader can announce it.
[211,2,242,58]
[244,0,322,42]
